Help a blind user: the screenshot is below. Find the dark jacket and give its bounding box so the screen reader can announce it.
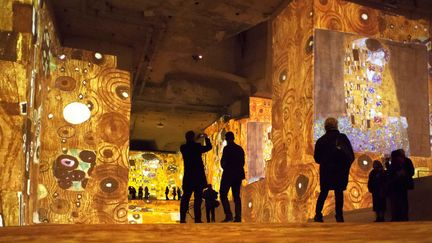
[387,157,415,192]
[180,138,212,191]
[221,142,245,182]
[314,130,354,191]
[202,188,218,207]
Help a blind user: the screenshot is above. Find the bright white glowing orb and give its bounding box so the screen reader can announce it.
[362,160,368,166]
[94,52,103,60]
[361,13,368,21]
[63,102,91,125]
[248,202,252,208]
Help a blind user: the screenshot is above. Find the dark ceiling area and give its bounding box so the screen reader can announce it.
[48,0,432,152]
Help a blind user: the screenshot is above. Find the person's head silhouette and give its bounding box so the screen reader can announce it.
[225,131,235,143]
[373,160,383,170]
[185,130,195,143]
[324,117,338,132]
[207,184,212,189]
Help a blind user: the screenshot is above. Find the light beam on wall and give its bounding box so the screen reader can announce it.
[63,102,91,125]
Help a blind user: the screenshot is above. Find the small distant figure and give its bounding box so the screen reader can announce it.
[313,118,354,223]
[202,184,219,223]
[220,131,245,223]
[165,186,170,200]
[368,160,387,222]
[387,149,414,221]
[179,131,212,223]
[177,187,182,200]
[128,186,137,200]
[144,186,150,200]
[138,186,143,200]
[172,187,177,200]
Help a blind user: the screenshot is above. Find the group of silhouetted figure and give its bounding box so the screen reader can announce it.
[313,118,414,223]
[165,186,182,200]
[179,131,245,223]
[128,186,151,200]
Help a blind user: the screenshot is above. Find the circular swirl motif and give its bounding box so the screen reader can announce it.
[344,6,379,36]
[92,164,128,204]
[305,35,314,54]
[98,112,129,145]
[57,125,76,139]
[319,11,343,31]
[295,174,309,197]
[50,199,70,215]
[83,131,97,146]
[100,177,119,193]
[55,76,76,91]
[357,154,372,172]
[96,69,130,112]
[279,69,288,83]
[113,203,128,223]
[84,92,101,117]
[348,181,363,203]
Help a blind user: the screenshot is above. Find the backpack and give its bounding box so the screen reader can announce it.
[333,135,353,168]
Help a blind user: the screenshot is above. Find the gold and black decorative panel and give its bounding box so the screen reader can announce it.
[36,47,131,224]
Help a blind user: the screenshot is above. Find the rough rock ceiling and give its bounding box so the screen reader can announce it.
[50,0,284,152]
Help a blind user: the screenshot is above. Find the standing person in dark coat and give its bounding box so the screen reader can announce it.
[313,118,354,223]
[368,160,387,222]
[387,149,414,221]
[138,186,143,200]
[179,131,212,223]
[220,132,245,223]
[144,186,150,200]
[202,184,219,223]
[172,187,177,200]
[165,186,170,200]
[177,187,182,200]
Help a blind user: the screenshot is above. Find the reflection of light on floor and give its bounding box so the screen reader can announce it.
[128,200,180,224]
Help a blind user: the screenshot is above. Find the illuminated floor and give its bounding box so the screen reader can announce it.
[1,222,432,242]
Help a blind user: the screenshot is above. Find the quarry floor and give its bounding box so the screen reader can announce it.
[1,222,432,242]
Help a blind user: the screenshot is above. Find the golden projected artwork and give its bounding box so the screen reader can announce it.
[0,0,34,226]
[128,151,183,200]
[204,118,245,192]
[242,0,431,223]
[204,97,272,192]
[36,47,131,224]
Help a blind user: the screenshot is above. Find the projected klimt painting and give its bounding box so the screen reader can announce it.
[314,29,430,157]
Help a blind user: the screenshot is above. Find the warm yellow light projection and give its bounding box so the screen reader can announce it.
[63,102,91,125]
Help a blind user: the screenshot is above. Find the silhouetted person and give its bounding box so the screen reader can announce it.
[129,186,137,200]
[220,132,245,223]
[128,186,134,200]
[165,186,170,200]
[179,131,212,223]
[177,187,182,200]
[138,186,143,200]
[172,187,177,200]
[203,184,219,223]
[144,186,150,200]
[313,118,354,223]
[387,149,414,221]
[368,160,387,222]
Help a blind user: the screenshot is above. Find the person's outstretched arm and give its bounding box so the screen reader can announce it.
[200,137,212,153]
